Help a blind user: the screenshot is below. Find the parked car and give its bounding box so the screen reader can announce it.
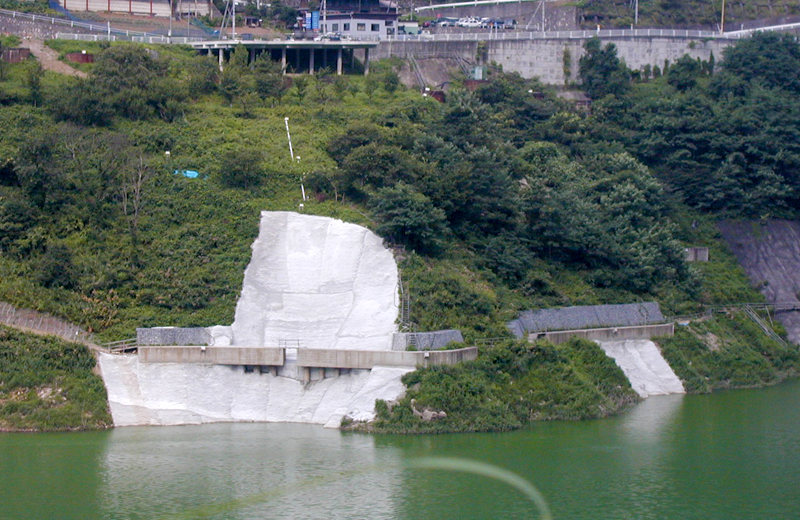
[457,17,482,28]
[436,17,458,27]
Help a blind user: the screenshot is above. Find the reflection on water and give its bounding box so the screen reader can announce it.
[2,379,800,520]
[99,423,405,520]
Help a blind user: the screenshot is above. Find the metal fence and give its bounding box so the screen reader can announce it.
[384,27,749,43]
[0,301,94,344]
[56,32,205,44]
[1,8,160,38]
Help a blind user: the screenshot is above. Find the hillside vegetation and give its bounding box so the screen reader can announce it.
[0,325,111,431]
[1,34,798,431]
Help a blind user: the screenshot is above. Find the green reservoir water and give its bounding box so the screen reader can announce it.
[3,379,800,520]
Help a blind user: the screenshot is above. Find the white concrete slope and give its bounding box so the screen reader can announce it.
[596,340,685,397]
[230,211,399,351]
[99,354,412,428]
[100,211,406,428]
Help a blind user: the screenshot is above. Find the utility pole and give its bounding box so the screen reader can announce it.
[720,0,726,33]
[168,0,173,42]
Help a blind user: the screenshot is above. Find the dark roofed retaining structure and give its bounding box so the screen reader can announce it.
[508,302,666,339]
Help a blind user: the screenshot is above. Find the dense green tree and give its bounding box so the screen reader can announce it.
[578,38,630,99]
[326,122,385,164]
[718,31,800,93]
[667,55,702,92]
[253,55,286,105]
[217,147,265,188]
[370,183,448,255]
[25,60,43,106]
[339,142,427,197]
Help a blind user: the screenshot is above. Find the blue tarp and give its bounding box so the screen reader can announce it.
[174,170,200,179]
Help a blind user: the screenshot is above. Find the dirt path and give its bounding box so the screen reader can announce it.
[21,38,87,78]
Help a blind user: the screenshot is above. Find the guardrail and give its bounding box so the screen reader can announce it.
[103,337,138,353]
[384,28,743,43]
[55,33,204,43]
[1,8,160,38]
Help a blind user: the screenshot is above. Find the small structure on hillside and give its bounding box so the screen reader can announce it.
[0,47,30,63]
[685,247,709,262]
[556,90,592,111]
[508,302,669,342]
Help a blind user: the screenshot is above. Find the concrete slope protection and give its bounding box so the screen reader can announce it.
[596,340,685,398]
[100,211,409,428]
[717,220,800,344]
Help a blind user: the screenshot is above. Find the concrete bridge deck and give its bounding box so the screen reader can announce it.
[191,39,379,75]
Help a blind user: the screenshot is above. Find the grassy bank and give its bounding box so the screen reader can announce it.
[0,325,111,431]
[362,338,640,434]
[657,312,798,393]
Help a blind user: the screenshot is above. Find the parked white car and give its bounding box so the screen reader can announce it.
[457,17,482,28]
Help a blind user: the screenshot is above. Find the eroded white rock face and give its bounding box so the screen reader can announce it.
[101,212,405,428]
[597,339,685,397]
[99,353,412,427]
[231,211,399,350]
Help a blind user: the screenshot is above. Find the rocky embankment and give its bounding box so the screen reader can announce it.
[717,220,800,344]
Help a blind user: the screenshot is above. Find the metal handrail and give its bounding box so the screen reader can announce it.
[0,8,160,37]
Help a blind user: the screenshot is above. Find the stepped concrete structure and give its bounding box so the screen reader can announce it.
[99,212,428,428]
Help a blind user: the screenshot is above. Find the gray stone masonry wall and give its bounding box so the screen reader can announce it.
[137,327,212,346]
[0,12,97,40]
[373,36,731,85]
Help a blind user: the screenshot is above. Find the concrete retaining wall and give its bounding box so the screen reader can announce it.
[138,346,285,365]
[136,327,211,346]
[374,36,731,85]
[529,323,674,344]
[0,12,97,40]
[297,346,478,369]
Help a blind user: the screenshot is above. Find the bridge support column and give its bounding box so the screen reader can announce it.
[337,48,342,75]
[309,49,315,75]
[249,47,255,64]
[218,48,224,71]
[364,48,369,75]
[281,47,287,74]
[322,48,328,70]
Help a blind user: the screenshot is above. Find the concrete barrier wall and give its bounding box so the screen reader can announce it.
[374,37,731,85]
[529,323,674,344]
[139,346,285,365]
[297,346,478,369]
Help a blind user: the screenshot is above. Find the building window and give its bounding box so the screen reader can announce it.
[343,23,350,31]
[332,23,339,31]
[357,23,366,31]
[386,21,393,26]
[371,23,380,31]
